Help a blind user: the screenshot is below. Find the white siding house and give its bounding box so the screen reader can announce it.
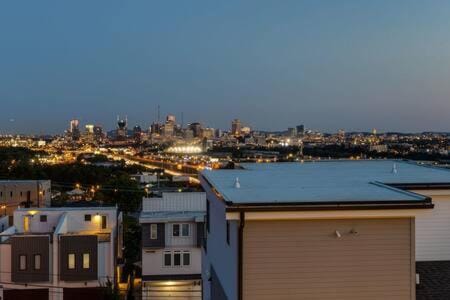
[140,192,205,300]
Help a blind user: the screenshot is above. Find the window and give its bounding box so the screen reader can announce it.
[101,215,107,229]
[172,224,180,237]
[173,251,181,266]
[183,252,190,266]
[181,224,190,236]
[10,191,13,198]
[68,253,75,269]
[83,253,90,269]
[226,221,230,245]
[206,200,210,233]
[150,224,158,240]
[19,255,26,270]
[34,254,41,270]
[84,214,91,222]
[173,224,190,237]
[20,191,23,197]
[163,252,171,267]
[40,215,47,222]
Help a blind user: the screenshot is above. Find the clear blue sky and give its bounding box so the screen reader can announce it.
[1,0,450,134]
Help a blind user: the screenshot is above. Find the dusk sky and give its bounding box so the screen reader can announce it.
[1,1,450,134]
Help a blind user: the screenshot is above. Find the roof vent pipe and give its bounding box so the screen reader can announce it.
[392,163,398,174]
[235,177,241,189]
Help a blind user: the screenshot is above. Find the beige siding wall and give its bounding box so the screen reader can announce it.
[243,218,414,300]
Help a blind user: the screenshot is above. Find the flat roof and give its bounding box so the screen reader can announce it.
[201,160,450,206]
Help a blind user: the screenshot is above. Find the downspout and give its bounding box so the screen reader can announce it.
[238,211,245,300]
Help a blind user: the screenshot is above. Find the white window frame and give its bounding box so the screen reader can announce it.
[163,251,172,267]
[173,251,182,267]
[150,224,158,240]
[34,254,41,270]
[182,251,191,266]
[172,223,190,237]
[19,255,27,271]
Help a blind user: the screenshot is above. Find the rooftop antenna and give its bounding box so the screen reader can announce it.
[234,177,241,189]
[392,163,398,174]
[157,104,160,124]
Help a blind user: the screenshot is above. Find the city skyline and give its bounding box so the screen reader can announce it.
[2,1,450,134]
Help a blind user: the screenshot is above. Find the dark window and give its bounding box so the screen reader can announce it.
[20,191,23,197]
[226,221,230,245]
[206,200,210,233]
[163,252,171,267]
[101,215,107,229]
[173,252,181,266]
[183,252,190,266]
[172,224,180,237]
[10,191,13,198]
[84,214,91,221]
[40,215,47,222]
[181,224,190,236]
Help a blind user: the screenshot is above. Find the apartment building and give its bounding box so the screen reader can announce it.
[139,192,206,299]
[0,180,51,215]
[200,161,450,300]
[0,206,122,300]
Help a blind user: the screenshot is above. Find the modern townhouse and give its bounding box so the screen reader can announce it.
[200,160,450,300]
[0,206,122,300]
[139,191,206,299]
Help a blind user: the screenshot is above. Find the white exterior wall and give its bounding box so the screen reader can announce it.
[143,192,206,212]
[165,222,198,247]
[415,191,450,261]
[142,248,202,276]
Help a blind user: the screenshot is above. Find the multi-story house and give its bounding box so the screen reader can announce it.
[200,161,450,300]
[0,206,122,300]
[0,180,51,216]
[140,192,206,299]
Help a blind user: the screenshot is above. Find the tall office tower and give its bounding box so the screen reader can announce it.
[287,127,297,137]
[116,116,128,140]
[188,122,203,138]
[93,125,104,142]
[231,119,242,136]
[296,124,305,136]
[133,125,142,143]
[166,114,176,124]
[69,119,81,141]
[150,122,162,135]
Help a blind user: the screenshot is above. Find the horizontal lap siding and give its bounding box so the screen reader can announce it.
[243,218,413,300]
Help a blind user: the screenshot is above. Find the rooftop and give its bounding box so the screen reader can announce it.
[201,160,450,205]
[140,211,205,223]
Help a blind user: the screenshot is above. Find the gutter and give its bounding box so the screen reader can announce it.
[238,211,245,300]
[226,202,434,213]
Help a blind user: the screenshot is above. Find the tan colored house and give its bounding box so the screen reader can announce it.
[200,161,450,300]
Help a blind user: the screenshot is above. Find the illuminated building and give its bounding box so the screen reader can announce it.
[231,119,241,136]
[116,116,128,140]
[69,119,81,141]
[0,206,122,299]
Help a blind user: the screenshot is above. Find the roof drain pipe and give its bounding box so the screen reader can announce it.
[238,211,245,300]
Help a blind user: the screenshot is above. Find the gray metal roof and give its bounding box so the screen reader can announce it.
[201,160,450,205]
[139,211,205,223]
